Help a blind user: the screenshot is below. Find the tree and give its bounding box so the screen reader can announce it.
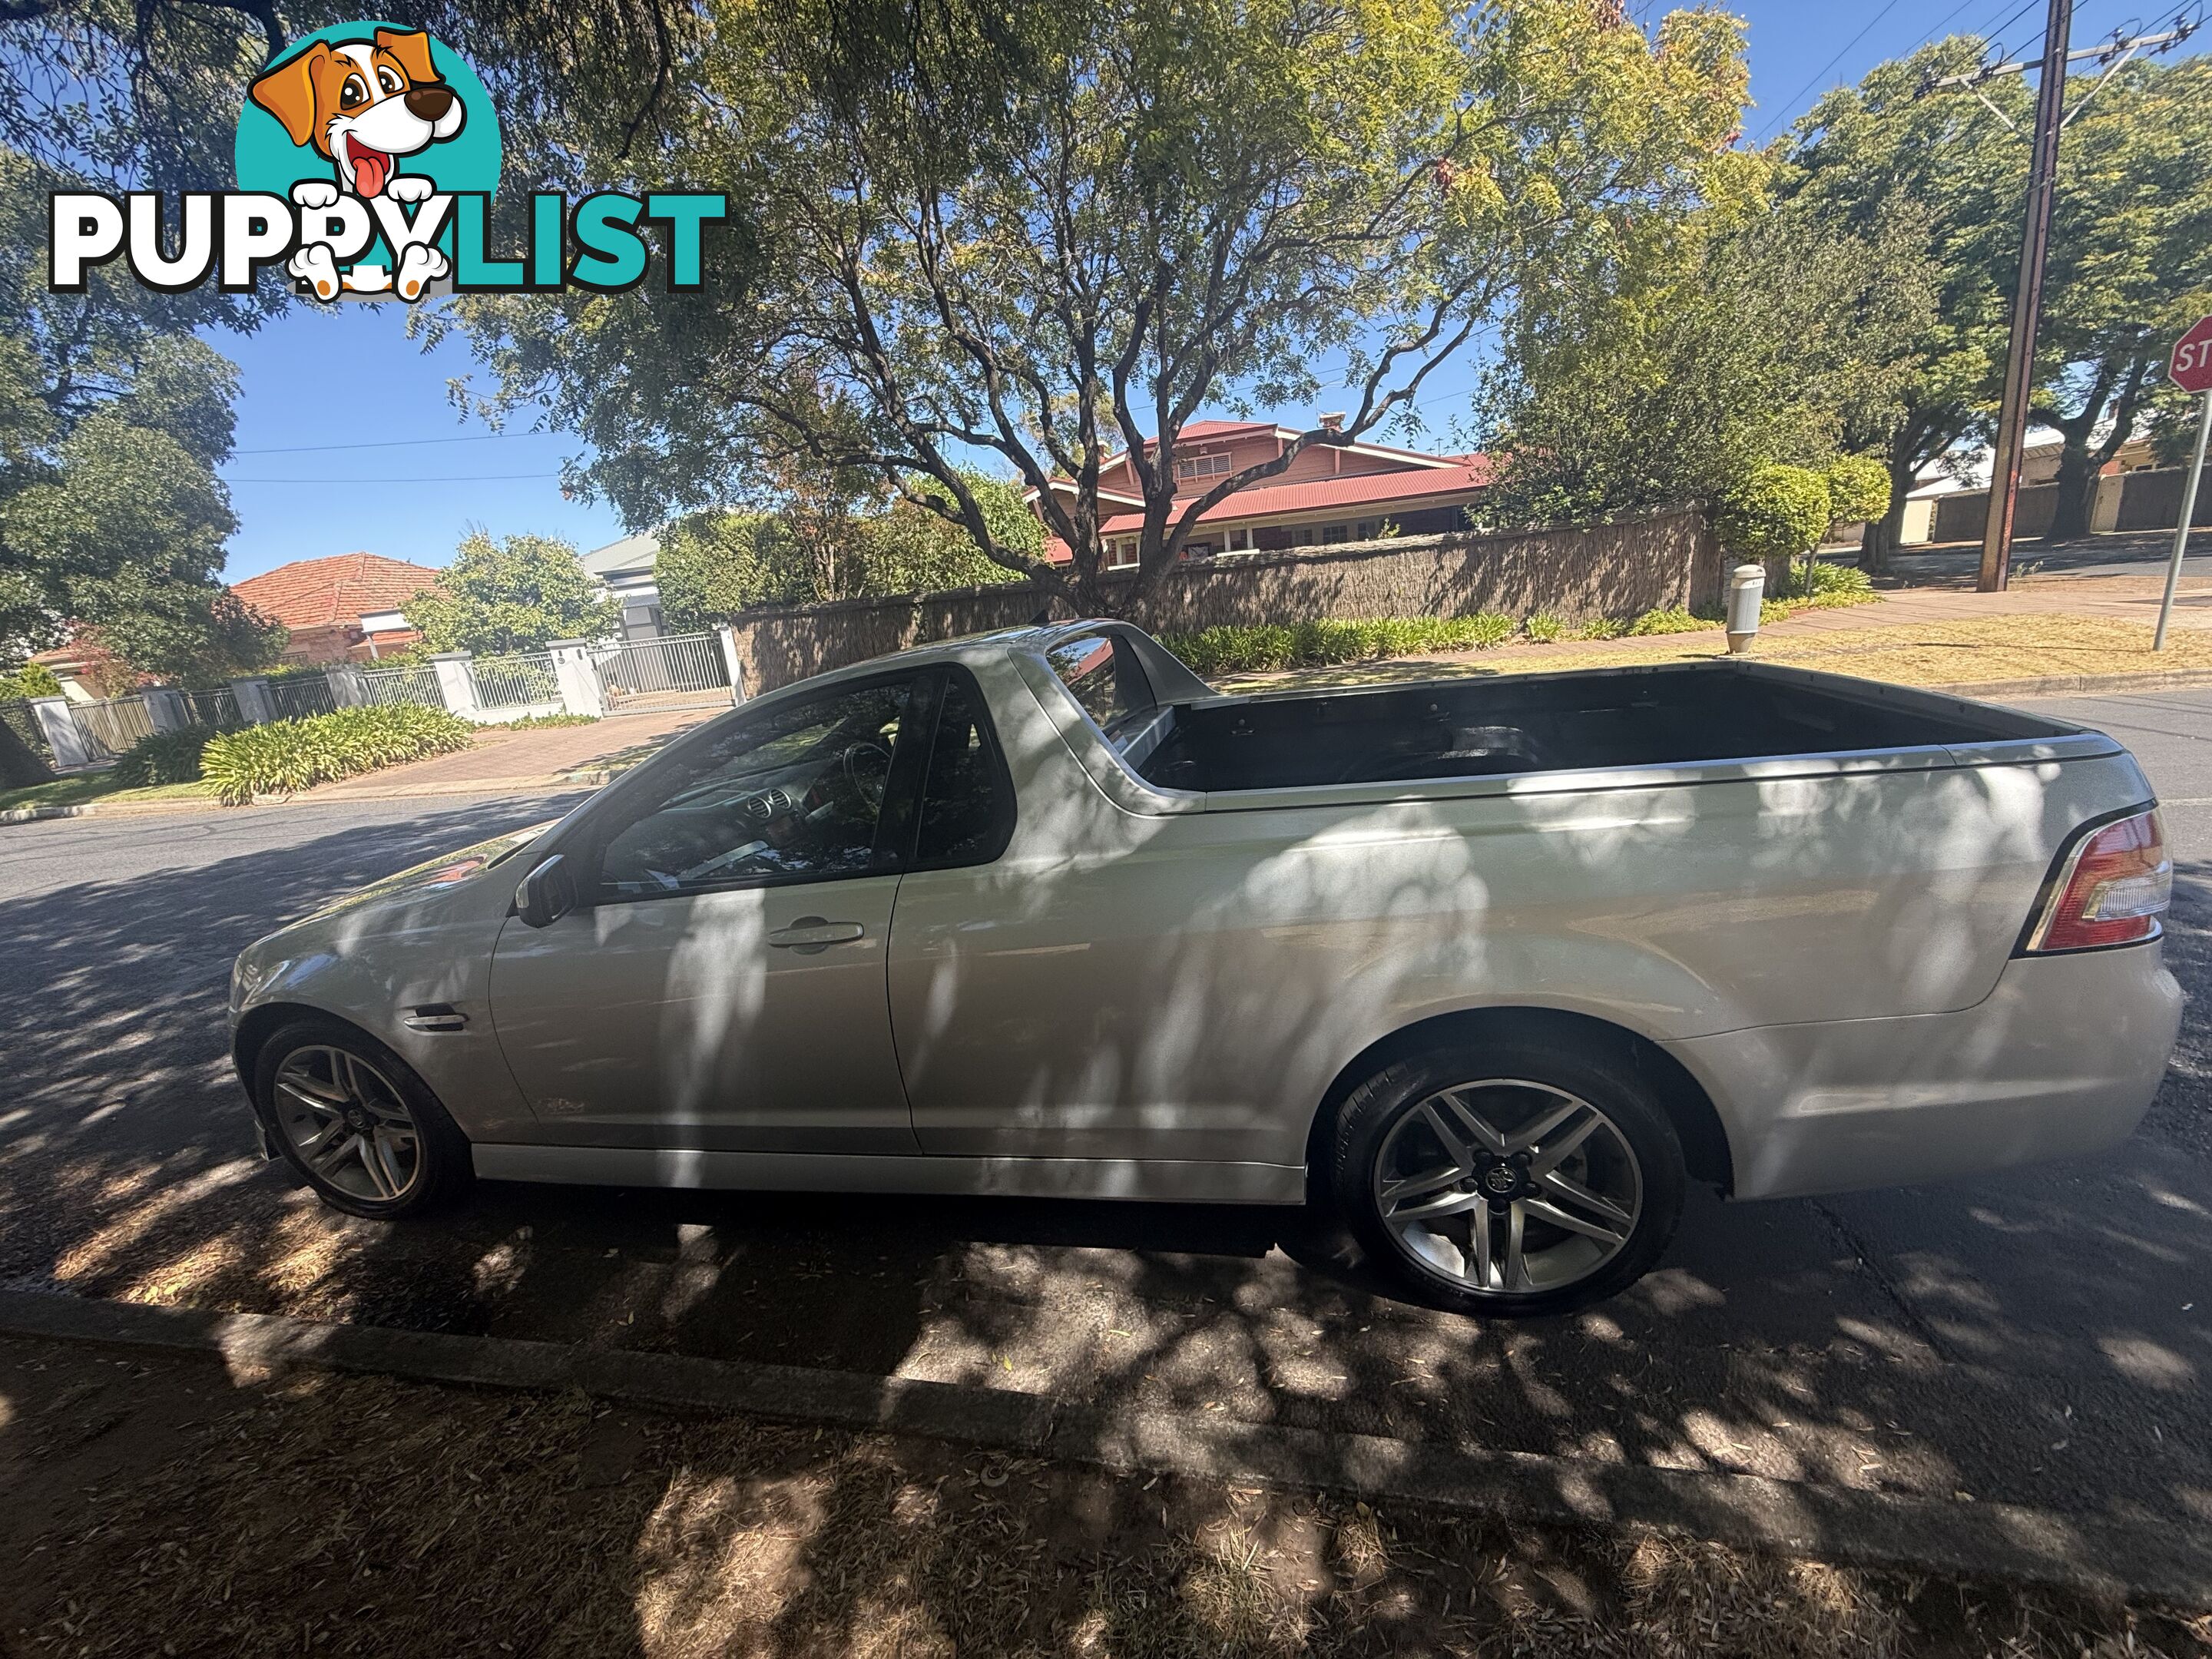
[2025,58,2212,541]
[658,468,1035,628]
[1779,38,2031,569]
[1472,199,1936,530]
[405,532,619,655]
[1714,463,1832,568]
[444,0,1754,617]
[0,144,286,784]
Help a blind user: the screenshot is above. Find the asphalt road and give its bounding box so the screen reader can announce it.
[1888,529,2212,583]
[2,696,2208,1532]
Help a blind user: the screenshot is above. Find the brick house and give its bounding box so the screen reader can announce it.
[233,552,445,664]
[1034,419,1492,566]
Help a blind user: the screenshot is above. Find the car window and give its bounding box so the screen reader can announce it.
[591,680,912,901]
[914,671,1015,868]
[1046,634,1155,747]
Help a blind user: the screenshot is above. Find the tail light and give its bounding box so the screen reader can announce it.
[2022,807,2171,954]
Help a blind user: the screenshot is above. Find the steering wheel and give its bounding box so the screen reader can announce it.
[842,740,893,810]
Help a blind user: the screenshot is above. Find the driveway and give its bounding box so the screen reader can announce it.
[1,692,2206,1535]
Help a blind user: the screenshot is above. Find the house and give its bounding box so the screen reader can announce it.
[581,531,669,639]
[1033,418,1493,565]
[233,552,444,664]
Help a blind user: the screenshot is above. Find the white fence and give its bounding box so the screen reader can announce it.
[593,632,732,712]
[469,651,561,714]
[354,665,445,709]
[266,674,339,721]
[21,629,743,773]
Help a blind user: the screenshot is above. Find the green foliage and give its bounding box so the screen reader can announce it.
[1474,200,1938,530]
[444,0,1756,614]
[113,725,215,786]
[1627,607,1720,637]
[198,705,475,806]
[1572,618,1627,641]
[1714,465,1833,563]
[0,663,62,700]
[0,145,283,684]
[1790,561,1879,605]
[486,711,600,730]
[658,512,810,624]
[1823,455,1892,527]
[1163,614,1515,677]
[405,533,618,656]
[1522,613,1563,644]
[659,471,1033,627]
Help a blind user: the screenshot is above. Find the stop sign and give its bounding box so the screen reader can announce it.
[2172,316,2212,394]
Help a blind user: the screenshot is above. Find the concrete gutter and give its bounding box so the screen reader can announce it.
[2,1286,2204,1609]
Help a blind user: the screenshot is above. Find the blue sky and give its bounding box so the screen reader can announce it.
[209,0,2200,582]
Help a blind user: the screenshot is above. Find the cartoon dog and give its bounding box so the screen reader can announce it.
[250,29,465,200]
[250,29,465,299]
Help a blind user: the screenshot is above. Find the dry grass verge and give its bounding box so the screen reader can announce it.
[4,1337,2204,1658]
[1222,616,2212,695]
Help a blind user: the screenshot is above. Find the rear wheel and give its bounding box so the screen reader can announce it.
[1332,1039,1684,1316]
[253,1018,472,1219]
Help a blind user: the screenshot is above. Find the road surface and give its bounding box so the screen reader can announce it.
[1,692,2206,1530]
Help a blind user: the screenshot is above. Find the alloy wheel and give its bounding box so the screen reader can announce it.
[1371,1078,1643,1296]
[271,1045,423,1203]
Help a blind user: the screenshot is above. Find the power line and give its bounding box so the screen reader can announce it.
[225,471,564,484]
[232,431,538,455]
[1750,0,1909,141]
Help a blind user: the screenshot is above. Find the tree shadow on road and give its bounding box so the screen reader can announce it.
[0,800,2207,1638]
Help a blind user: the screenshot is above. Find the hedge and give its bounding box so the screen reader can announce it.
[1164,614,1516,676]
[114,724,218,786]
[199,704,475,805]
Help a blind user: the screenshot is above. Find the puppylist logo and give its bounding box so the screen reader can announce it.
[49,22,726,302]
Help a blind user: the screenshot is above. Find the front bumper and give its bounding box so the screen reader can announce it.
[1671,943,2184,1202]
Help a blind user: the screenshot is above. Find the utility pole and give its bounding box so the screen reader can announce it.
[1922,11,2200,588]
[1978,0,2071,592]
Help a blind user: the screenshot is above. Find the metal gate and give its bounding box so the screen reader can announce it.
[592,632,731,713]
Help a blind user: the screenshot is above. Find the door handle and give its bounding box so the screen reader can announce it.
[767,916,866,951]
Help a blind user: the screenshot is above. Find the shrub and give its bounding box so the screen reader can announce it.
[1714,463,1831,564]
[114,724,216,786]
[485,711,600,730]
[1626,606,1720,637]
[1572,618,1626,641]
[1823,454,1892,528]
[1800,560,1876,604]
[0,662,64,700]
[1161,614,1515,676]
[1522,613,1564,644]
[199,704,475,805]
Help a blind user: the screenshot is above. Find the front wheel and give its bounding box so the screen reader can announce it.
[253,1018,473,1218]
[1332,1040,1685,1316]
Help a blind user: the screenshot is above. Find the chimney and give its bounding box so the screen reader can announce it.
[1318,412,1345,432]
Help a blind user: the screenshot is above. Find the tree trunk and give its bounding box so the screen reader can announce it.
[2046,426,2097,543]
[0,717,56,787]
[1859,452,1916,575]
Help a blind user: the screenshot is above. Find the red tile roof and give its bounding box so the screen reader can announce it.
[1094,457,1492,536]
[233,553,444,631]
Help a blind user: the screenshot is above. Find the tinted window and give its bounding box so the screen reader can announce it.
[915,673,1013,868]
[1047,634,1154,745]
[593,680,910,900]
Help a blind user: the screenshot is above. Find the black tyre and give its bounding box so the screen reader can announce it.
[1332,1038,1685,1316]
[252,1017,473,1219]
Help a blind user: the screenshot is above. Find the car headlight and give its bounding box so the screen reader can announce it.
[230,951,267,1015]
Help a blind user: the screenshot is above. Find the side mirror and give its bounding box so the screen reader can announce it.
[514,854,576,929]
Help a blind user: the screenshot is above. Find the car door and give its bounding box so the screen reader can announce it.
[488,672,925,1152]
